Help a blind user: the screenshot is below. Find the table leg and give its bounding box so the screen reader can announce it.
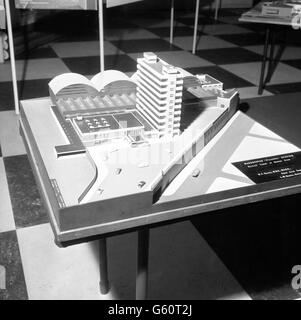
[170,0,175,44]
[136,228,150,300]
[268,28,275,73]
[214,0,220,21]
[4,0,19,114]
[258,26,270,95]
[265,27,276,84]
[192,0,200,54]
[267,27,286,85]
[98,0,105,72]
[99,238,110,295]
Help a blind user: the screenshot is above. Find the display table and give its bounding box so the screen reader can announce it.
[239,3,297,95]
[19,94,301,299]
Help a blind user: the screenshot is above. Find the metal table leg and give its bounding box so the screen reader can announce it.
[4,0,19,114]
[192,0,200,54]
[267,28,275,76]
[99,238,110,294]
[258,25,270,95]
[98,0,105,72]
[265,27,277,85]
[267,27,286,85]
[214,0,220,21]
[170,0,175,44]
[136,228,150,300]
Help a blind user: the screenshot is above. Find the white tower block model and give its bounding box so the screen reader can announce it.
[136,52,183,138]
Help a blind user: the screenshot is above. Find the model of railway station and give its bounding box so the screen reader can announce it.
[49,52,238,149]
[48,52,239,204]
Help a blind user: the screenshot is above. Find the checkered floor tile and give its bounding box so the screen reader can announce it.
[1,7,301,300]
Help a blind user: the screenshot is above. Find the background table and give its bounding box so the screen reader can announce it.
[239,3,297,95]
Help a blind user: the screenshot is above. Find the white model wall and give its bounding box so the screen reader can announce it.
[136,57,183,138]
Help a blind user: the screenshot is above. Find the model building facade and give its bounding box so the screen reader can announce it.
[136,52,183,138]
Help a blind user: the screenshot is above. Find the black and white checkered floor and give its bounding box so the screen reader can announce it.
[1,8,301,300]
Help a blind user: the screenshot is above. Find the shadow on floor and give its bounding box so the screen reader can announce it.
[191,193,301,300]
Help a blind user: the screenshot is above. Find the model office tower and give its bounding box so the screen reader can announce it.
[136,52,183,138]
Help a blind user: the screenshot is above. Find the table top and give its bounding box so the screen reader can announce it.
[239,3,296,26]
[20,95,301,245]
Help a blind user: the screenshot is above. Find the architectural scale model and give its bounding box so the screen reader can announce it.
[48,52,239,206]
[261,1,301,17]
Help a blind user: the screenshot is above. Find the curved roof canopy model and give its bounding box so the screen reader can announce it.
[91,70,137,96]
[91,70,135,91]
[49,70,137,101]
[49,73,95,96]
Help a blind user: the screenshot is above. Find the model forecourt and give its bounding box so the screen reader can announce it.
[48,52,239,204]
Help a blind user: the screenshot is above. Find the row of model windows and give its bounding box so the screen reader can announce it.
[136,94,181,119]
[138,60,183,83]
[137,87,182,112]
[137,102,181,129]
[137,64,183,89]
[137,69,183,96]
